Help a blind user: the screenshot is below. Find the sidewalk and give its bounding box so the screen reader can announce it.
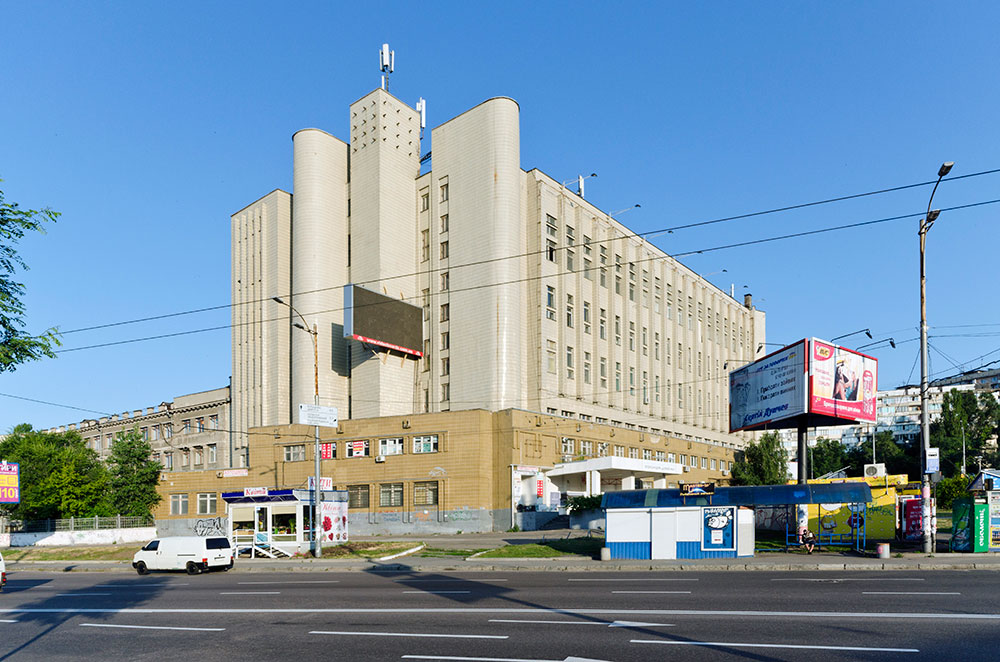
[8,529,1000,573]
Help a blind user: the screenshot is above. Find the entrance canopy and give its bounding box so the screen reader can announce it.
[221,489,297,504]
[547,456,684,480]
[603,482,873,509]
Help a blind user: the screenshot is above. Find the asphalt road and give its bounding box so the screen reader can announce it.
[1,568,998,661]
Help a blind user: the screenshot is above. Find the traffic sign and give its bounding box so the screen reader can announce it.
[298,404,339,427]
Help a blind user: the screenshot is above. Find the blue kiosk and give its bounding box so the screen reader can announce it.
[603,482,873,560]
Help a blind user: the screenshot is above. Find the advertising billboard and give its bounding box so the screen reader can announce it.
[729,340,808,432]
[0,462,20,504]
[808,340,877,424]
[729,338,878,432]
[343,284,423,357]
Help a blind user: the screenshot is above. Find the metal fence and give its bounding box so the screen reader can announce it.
[2,515,154,533]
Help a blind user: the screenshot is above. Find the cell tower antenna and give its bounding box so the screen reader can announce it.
[379,43,395,91]
[416,97,427,137]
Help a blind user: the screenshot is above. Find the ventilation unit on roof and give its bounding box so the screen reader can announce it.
[864,463,886,478]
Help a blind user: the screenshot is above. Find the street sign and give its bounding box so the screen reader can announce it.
[298,404,339,427]
[927,447,940,474]
[308,476,334,490]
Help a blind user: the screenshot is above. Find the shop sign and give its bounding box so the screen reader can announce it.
[308,476,334,490]
[681,482,716,496]
[536,479,545,497]
[0,462,19,504]
[221,468,248,478]
[244,487,268,497]
[702,506,735,551]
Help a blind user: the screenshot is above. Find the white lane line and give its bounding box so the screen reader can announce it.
[772,578,925,582]
[612,591,691,594]
[310,630,507,640]
[80,623,224,632]
[3,607,999,620]
[863,592,961,595]
[56,593,112,597]
[398,579,508,583]
[569,578,697,582]
[403,590,471,594]
[402,657,560,662]
[0,619,17,623]
[94,583,190,588]
[238,580,339,585]
[631,639,918,653]
[402,657,561,662]
[490,619,674,628]
[219,591,280,595]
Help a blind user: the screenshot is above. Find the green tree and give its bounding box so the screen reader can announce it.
[0,181,61,372]
[844,430,919,479]
[730,432,788,486]
[931,390,1000,477]
[107,428,162,517]
[935,473,972,510]
[810,437,848,478]
[0,424,111,520]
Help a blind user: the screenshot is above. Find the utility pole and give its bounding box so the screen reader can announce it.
[919,161,953,555]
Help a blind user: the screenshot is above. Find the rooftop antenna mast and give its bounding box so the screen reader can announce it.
[415,97,427,139]
[379,43,395,91]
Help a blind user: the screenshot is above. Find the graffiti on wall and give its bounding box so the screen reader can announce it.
[194,517,228,537]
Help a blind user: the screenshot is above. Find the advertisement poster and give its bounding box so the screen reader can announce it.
[809,340,877,423]
[320,500,348,544]
[990,492,1000,550]
[320,443,334,460]
[903,498,924,541]
[728,341,807,432]
[0,462,20,504]
[702,506,736,551]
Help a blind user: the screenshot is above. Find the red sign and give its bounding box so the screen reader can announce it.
[536,479,544,497]
[320,443,334,459]
[903,498,923,541]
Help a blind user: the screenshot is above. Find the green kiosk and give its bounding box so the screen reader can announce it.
[950,470,999,553]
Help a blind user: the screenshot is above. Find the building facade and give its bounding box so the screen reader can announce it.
[230,88,767,463]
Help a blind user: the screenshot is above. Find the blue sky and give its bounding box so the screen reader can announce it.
[2,3,998,432]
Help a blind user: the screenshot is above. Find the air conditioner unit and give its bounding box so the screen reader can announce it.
[722,469,728,476]
[683,466,691,472]
[216,471,223,478]
[375,455,386,463]
[561,455,573,463]
[864,463,886,478]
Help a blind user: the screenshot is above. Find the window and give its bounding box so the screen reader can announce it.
[441,382,450,402]
[566,249,575,271]
[566,346,574,379]
[440,183,449,202]
[654,332,660,360]
[600,357,607,388]
[615,316,621,346]
[197,418,205,432]
[643,449,652,460]
[629,322,635,351]
[284,445,306,462]
[440,303,449,322]
[140,427,148,440]
[629,447,639,459]
[210,415,219,430]
[194,447,204,465]
[164,452,173,470]
[566,226,575,245]
[561,437,575,454]
[439,241,449,259]
[547,340,557,374]
[379,437,404,456]
[580,440,593,456]
[629,367,635,395]
[642,327,648,356]
[546,285,556,320]
[440,214,449,232]
[423,288,430,320]
[711,458,717,470]
[701,457,708,469]
[197,492,217,515]
[690,455,698,468]
[421,229,430,261]
[584,352,592,384]
[421,192,429,211]
[181,450,189,467]
[546,240,557,262]
[182,419,191,433]
[566,294,574,327]
[414,481,439,506]
[170,494,188,515]
[546,214,558,237]
[583,258,593,280]
[413,434,439,453]
[348,484,370,509]
[615,362,622,392]
[440,272,449,291]
[346,440,370,458]
[440,331,449,349]
[583,301,591,334]
[656,451,665,462]
[583,236,592,255]
[380,483,404,507]
[163,423,172,439]
[599,309,607,339]
[597,442,609,457]
[600,267,607,287]
[614,445,625,457]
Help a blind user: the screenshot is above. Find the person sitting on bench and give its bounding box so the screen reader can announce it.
[800,527,816,554]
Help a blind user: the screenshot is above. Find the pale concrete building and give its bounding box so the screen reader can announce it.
[230,88,766,462]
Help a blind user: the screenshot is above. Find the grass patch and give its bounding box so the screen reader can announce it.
[318,541,421,559]
[419,547,489,558]
[476,537,605,559]
[3,545,138,562]
[937,510,953,535]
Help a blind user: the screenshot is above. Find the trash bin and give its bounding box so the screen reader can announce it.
[877,543,890,559]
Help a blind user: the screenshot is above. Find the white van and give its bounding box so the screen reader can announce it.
[133,536,234,575]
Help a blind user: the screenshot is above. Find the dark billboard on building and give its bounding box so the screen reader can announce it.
[343,284,423,358]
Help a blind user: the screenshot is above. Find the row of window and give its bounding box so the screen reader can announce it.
[283,435,440,462]
[559,437,732,470]
[154,444,218,470]
[168,481,441,517]
[85,415,220,451]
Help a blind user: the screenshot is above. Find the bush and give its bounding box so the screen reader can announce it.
[935,474,972,510]
[566,495,603,513]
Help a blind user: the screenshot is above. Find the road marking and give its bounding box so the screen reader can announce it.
[631,639,918,653]
[612,591,691,594]
[310,630,507,640]
[4,607,999,621]
[403,590,471,594]
[80,623,224,632]
[94,583,189,588]
[772,578,925,582]
[489,619,673,628]
[398,579,508,583]
[863,592,961,595]
[402,656,562,662]
[569,578,697,582]
[0,619,17,623]
[238,580,339,585]
[219,591,280,595]
[56,593,112,597]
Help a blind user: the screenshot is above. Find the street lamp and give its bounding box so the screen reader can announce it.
[856,337,896,351]
[610,204,641,217]
[831,328,872,343]
[561,172,597,198]
[272,296,323,558]
[919,160,953,554]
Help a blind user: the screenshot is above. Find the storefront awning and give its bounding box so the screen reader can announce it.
[546,456,684,478]
[221,489,298,504]
[603,482,873,509]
